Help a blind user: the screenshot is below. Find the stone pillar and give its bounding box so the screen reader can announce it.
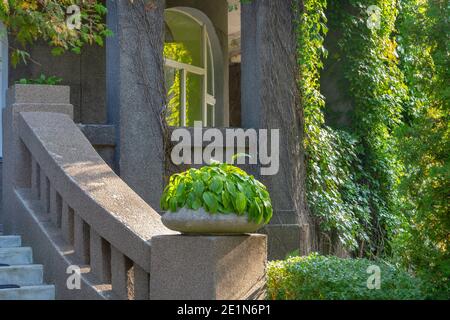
[106,0,166,210]
[150,234,267,300]
[241,0,313,259]
[1,84,73,233]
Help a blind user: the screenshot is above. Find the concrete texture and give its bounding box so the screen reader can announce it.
[150,234,267,300]
[0,285,55,300]
[229,63,241,127]
[161,207,266,234]
[78,124,116,169]
[78,124,115,146]
[0,264,43,286]
[18,111,173,272]
[0,235,53,299]
[2,85,73,234]
[261,224,311,261]
[11,188,116,300]
[0,247,32,265]
[0,160,2,225]
[241,0,314,258]
[6,84,70,105]
[0,235,21,248]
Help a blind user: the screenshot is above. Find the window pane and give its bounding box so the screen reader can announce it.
[164,11,203,67]
[165,66,182,126]
[185,72,203,127]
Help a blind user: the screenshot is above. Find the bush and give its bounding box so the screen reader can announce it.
[267,253,428,300]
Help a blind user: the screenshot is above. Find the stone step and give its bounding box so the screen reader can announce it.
[0,285,55,300]
[0,236,22,248]
[0,265,43,286]
[0,247,33,265]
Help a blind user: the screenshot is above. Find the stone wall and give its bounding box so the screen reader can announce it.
[8,41,106,125]
[0,160,2,225]
[229,63,241,127]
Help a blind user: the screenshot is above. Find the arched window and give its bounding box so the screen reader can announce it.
[164,9,216,127]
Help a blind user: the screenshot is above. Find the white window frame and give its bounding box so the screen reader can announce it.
[164,9,216,127]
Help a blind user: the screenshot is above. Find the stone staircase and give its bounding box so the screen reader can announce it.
[0,225,55,300]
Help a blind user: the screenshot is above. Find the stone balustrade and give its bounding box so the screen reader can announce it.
[2,84,267,300]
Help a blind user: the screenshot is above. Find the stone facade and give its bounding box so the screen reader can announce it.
[2,0,313,260]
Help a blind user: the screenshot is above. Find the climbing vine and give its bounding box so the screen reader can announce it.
[298,0,372,252]
[323,0,409,256]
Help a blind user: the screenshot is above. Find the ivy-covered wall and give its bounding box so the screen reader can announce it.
[300,0,409,257]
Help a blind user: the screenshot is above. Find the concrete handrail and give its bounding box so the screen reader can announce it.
[2,84,174,299]
[20,111,172,265]
[19,112,174,298]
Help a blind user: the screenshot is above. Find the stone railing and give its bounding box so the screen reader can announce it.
[2,84,174,299]
[2,84,267,300]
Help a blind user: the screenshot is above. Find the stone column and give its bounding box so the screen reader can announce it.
[150,234,267,300]
[106,0,166,210]
[241,0,313,259]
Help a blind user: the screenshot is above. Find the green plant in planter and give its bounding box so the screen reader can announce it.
[16,74,63,85]
[160,162,273,224]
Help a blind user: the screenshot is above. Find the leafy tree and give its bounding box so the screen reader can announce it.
[393,0,449,299]
[0,0,110,66]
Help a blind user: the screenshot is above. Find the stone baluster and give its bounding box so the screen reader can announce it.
[89,230,112,284]
[39,171,50,214]
[61,202,74,246]
[49,187,62,228]
[31,158,40,199]
[110,246,131,299]
[133,264,150,300]
[74,214,90,264]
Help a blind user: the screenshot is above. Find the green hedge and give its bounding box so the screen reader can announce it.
[267,253,429,300]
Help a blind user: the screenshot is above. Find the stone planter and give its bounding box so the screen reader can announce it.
[161,207,266,235]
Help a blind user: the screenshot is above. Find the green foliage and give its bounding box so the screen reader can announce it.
[163,42,192,126]
[298,0,372,251]
[16,74,62,85]
[160,162,273,224]
[0,0,111,66]
[267,253,428,300]
[392,0,450,299]
[324,0,409,256]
